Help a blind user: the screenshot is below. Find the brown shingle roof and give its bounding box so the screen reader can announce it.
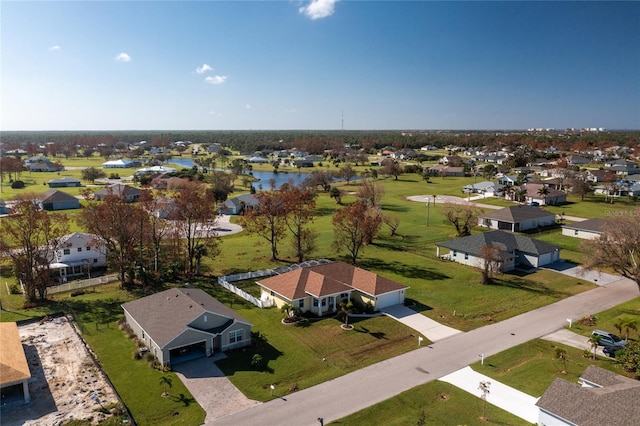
[121,288,251,348]
[480,205,555,223]
[0,322,31,387]
[38,189,78,203]
[257,261,408,300]
[536,366,640,425]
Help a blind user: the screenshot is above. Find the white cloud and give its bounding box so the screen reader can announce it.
[205,75,227,85]
[285,108,297,113]
[115,52,131,62]
[196,64,213,74]
[209,110,223,117]
[299,0,337,20]
[48,45,61,51]
[245,104,252,109]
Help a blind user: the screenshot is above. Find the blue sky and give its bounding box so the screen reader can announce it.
[1,1,638,131]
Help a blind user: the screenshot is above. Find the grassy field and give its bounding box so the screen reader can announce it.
[561,296,640,341]
[330,380,530,426]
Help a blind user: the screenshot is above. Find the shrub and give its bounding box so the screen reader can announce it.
[108,173,120,179]
[8,284,21,294]
[11,180,25,189]
[70,289,87,297]
[250,354,264,370]
[578,314,598,326]
[133,351,142,360]
[144,352,155,363]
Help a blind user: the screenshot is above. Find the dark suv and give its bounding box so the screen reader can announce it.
[591,330,627,350]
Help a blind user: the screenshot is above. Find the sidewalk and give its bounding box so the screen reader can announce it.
[440,366,539,424]
[381,304,462,342]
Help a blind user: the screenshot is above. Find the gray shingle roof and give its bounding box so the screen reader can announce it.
[437,230,559,256]
[480,205,555,223]
[121,287,251,348]
[562,218,605,234]
[536,366,640,426]
[38,189,79,203]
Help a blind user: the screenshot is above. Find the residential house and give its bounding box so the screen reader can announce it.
[561,218,605,240]
[220,194,259,215]
[47,177,82,188]
[0,323,32,403]
[37,189,80,211]
[479,205,556,232]
[427,165,465,177]
[94,184,141,202]
[102,159,141,168]
[520,183,567,206]
[584,169,611,183]
[26,157,64,172]
[294,160,314,168]
[436,230,560,271]
[536,365,640,426]
[462,181,503,196]
[49,233,107,280]
[256,261,408,315]
[244,156,269,163]
[135,165,177,175]
[150,175,191,190]
[122,287,252,366]
[566,155,590,166]
[497,175,518,185]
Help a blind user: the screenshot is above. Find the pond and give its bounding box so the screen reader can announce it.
[167,157,321,189]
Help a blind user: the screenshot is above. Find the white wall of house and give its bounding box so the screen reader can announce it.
[537,409,573,426]
[375,290,406,309]
[439,248,517,272]
[561,227,601,240]
[220,323,252,351]
[56,235,107,267]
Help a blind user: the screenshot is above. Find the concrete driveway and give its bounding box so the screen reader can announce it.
[381,304,462,342]
[541,260,620,286]
[172,356,260,423]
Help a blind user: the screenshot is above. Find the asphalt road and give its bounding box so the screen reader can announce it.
[211,277,639,426]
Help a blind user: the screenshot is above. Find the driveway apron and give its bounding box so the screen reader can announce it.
[381,304,462,342]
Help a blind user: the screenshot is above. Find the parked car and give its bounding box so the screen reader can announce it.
[603,346,619,358]
[591,330,628,349]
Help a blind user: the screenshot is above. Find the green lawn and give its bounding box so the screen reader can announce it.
[563,297,640,341]
[331,380,529,426]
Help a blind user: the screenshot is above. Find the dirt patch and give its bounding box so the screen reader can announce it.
[1,316,123,426]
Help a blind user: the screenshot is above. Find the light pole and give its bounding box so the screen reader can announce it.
[426,199,430,227]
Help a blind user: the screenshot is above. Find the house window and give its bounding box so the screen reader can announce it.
[204,315,208,323]
[340,293,349,301]
[321,298,327,307]
[313,299,319,307]
[77,247,82,252]
[453,250,457,257]
[93,258,98,263]
[63,249,70,255]
[229,329,242,343]
[464,253,469,260]
[574,230,579,236]
[298,299,304,309]
[270,291,275,296]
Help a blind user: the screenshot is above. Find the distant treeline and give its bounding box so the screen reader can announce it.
[1,129,639,155]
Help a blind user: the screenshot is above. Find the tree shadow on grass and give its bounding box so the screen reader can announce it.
[381,204,410,213]
[216,340,283,375]
[358,258,450,281]
[488,276,562,297]
[171,393,196,407]
[352,324,388,340]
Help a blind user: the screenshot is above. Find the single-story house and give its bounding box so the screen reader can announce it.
[520,183,567,206]
[102,159,141,168]
[135,165,177,175]
[27,159,64,172]
[122,287,252,366]
[244,156,269,163]
[462,181,503,195]
[47,177,82,188]
[256,261,408,315]
[37,189,80,211]
[150,176,191,190]
[0,322,32,403]
[561,218,605,240]
[436,230,560,271]
[479,205,556,232]
[220,194,259,215]
[427,165,465,177]
[49,232,107,280]
[94,184,141,202]
[566,155,591,166]
[536,365,640,426]
[496,175,518,185]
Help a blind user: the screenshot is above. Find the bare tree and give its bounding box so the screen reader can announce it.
[582,211,640,291]
[171,181,221,275]
[441,203,480,237]
[479,244,508,284]
[357,177,384,208]
[0,200,69,303]
[383,214,401,236]
[332,201,382,264]
[282,185,317,262]
[381,159,403,180]
[338,164,357,185]
[241,191,287,260]
[478,380,491,420]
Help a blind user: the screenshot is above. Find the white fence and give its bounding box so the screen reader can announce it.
[216,259,333,309]
[47,274,119,295]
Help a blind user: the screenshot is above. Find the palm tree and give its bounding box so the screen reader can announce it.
[537,186,550,205]
[622,317,638,340]
[555,348,568,373]
[280,303,292,320]
[340,301,354,327]
[588,334,601,360]
[159,375,172,397]
[515,189,527,205]
[478,380,491,419]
